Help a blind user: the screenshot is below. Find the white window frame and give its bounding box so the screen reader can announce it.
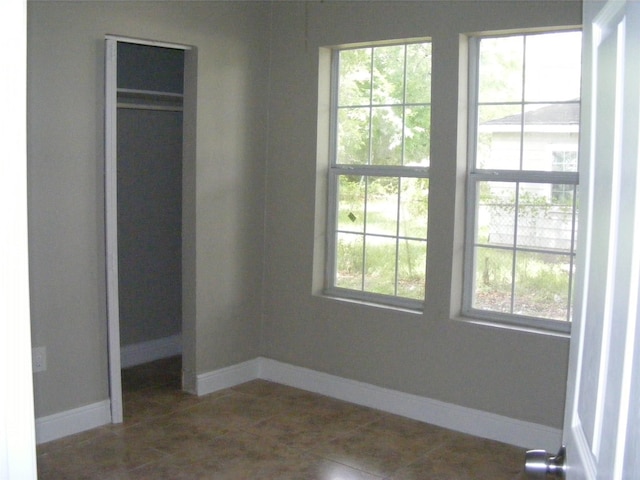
[324,41,431,311]
[462,30,581,333]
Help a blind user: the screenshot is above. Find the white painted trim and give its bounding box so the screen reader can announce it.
[105,34,195,425]
[257,357,561,451]
[105,34,193,50]
[196,358,260,396]
[120,334,182,368]
[1,0,37,476]
[195,356,561,450]
[43,357,561,450]
[35,400,111,445]
[105,36,123,425]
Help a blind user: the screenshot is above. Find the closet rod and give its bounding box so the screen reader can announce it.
[117,87,184,99]
[117,103,183,112]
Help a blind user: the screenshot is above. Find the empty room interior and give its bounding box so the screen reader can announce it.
[27,0,583,477]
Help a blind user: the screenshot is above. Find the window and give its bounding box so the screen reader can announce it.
[464,31,582,331]
[551,150,578,203]
[326,41,432,310]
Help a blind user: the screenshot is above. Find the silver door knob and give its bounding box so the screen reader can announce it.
[525,446,566,479]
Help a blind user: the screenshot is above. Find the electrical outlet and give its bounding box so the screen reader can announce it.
[32,346,47,373]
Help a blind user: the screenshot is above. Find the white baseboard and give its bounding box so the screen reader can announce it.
[257,357,561,451]
[196,358,260,396]
[120,334,182,368]
[41,356,560,450]
[35,400,111,445]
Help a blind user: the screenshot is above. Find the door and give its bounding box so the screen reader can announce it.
[564,0,640,477]
[105,36,196,423]
[527,1,640,478]
[1,0,37,477]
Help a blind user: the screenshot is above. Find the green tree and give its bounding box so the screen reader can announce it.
[337,43,431,168]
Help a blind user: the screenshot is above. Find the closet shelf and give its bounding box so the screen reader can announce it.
[117,88,183,112]
[117,103,183,112]
[117,88,183,99]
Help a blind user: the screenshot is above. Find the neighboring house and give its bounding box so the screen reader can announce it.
[479,101,580,178]
[478,102,580,251]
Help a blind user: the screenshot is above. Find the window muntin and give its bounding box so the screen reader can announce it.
[465,30,581,330]
[327,42,431,309]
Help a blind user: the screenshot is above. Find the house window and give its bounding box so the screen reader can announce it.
[326,41,431,310]
[464,30,582,331]
[552,150,578,203]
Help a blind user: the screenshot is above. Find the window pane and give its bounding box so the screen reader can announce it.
[404,106,431,166]
[335,232,364,290]
[552,183,575,205]
[330,41,430,307]
[372,45,405,105]
[338,48,371,106]
[478,35,523,103]
[524,32,582,102]
[476,181,517,246]
[516,183,575,252]
[405,43,432,104]
[364,236,397,295]
[371,106,403,165]
[521,103,580,171]
[366,176,399,237]
[337,175,365,233]
[477,104,522,169]
[399,177,429,239]
[468,30,580,327]
[473,246,513,313]
[337,107,370,165]
[397,239,426,299]
[514,251,572,320]
[552,150,578,173]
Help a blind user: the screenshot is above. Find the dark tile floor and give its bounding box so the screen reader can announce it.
[36,356,527,479]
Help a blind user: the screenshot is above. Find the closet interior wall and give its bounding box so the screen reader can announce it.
[116,43,185,361]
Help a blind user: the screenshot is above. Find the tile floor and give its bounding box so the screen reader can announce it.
[37,356,528,479]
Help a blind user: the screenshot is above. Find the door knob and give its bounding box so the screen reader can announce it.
[525,446,566,479]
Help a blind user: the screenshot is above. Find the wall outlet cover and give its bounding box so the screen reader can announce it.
[33,346,47,373]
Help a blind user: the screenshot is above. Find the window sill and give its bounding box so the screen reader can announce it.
[451,313,571,339]
[318,290,424,316]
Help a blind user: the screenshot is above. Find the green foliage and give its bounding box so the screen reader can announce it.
[478,35,523,103]
[405,43,432,103]
[474,181,575,319]
[335,235,426,300]
[337,43,432,167]
[335,174,428,300]
[335,234,363,284]
[334,43,432,300]
[484,189,553,218]
[474,247,572,320]
[334,34,579,314]
[373,45,405,104]
[337,108,369,164]
[338,48,372,106]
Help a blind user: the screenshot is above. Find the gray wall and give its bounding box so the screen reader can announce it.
[117,108,183,347]
[28,1,269,417]
[28,0,579,430]
[263,1,580,429]
[117,43,184,348]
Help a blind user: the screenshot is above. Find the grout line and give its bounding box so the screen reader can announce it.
[43,359,526,479]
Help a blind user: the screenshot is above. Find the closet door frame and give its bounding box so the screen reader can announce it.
[105,35,195,423]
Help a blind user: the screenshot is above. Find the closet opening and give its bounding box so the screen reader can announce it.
[105,36,197,423]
